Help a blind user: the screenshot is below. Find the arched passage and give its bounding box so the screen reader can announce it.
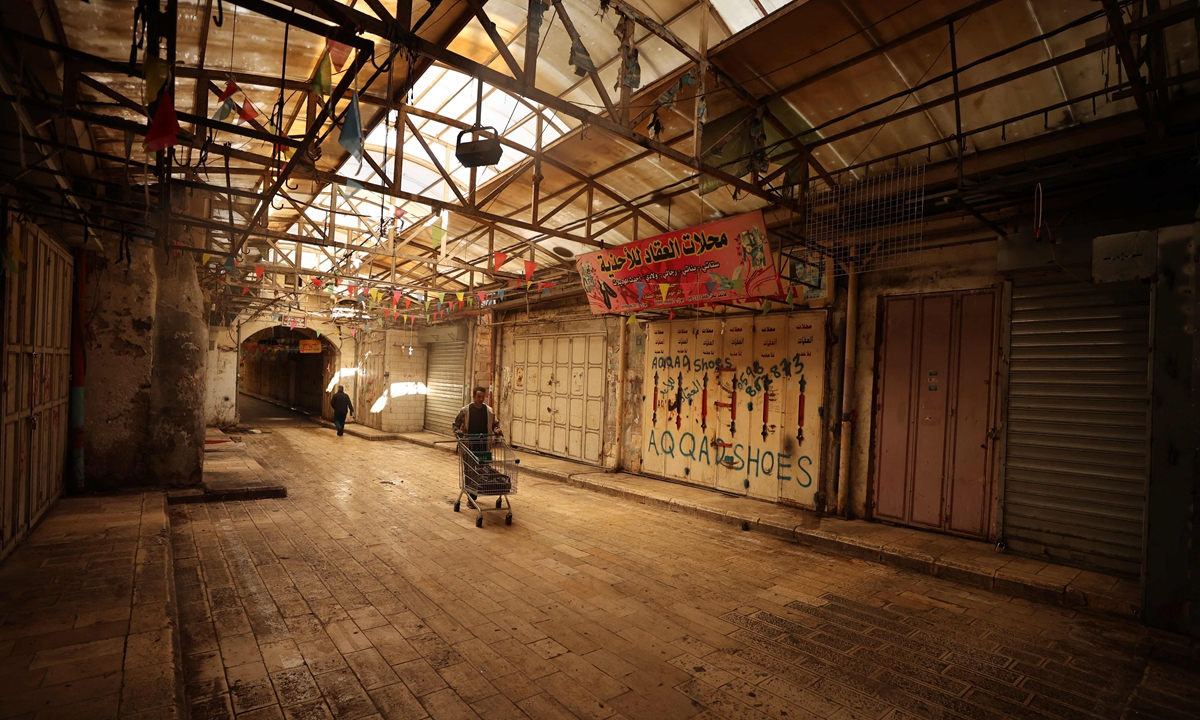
[239,326,337,416]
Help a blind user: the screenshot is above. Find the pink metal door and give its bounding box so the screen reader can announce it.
[871,288,999,539]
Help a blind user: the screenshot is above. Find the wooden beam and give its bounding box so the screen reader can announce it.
[1099,0,1164,138]
[550,0,619,119]
[466,0,525,83]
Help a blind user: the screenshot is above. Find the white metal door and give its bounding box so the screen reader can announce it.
[2,219,72,561]
[424,341,467,435]
[511,333,606,464]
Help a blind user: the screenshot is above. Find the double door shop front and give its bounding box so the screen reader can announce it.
[640,311,827,507]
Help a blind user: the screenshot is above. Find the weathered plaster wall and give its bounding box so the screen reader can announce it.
[472,314,494,397]
[84,246,157,488]
[378,330,427,433]
[206,327,239,428]
[85,240,208,488]
[622,322,648,472]
[847,240,1001,519]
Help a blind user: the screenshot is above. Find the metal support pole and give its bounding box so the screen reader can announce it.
[949,20,964,192]
[836,266,858,518]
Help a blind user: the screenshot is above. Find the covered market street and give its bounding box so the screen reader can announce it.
[168,428,1197,720]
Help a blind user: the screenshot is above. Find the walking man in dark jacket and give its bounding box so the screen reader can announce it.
[331,386,354,436]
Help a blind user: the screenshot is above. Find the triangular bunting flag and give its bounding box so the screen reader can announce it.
[524,259,537,280]
[214,97,235,122]
[704,281,717,294]
[312,277,323,287]
[312,51,332,98]
[238,98,259,124]
[338,91,364,164]
[430,226,445,243]
[477,292,486,304]
[635,281,647,300]
[627,314,637,325]
[669,310,676,320]
[144,91,181,151]
[327,39,352,70]
[456,292,464,302]
[143,55,170,104]
[405,298,411,309]
[494,251,508,270]
[498,289,505,301]
[217,80,240,103]
[393,290,401,305]
[762,299,772,315]
[436,292,445,303]
[254,265,264,278]
[201,253,212,265]
[346,179,362,196]
[347,284,355,297]
[393,206,406,219]
[659,283,669,301]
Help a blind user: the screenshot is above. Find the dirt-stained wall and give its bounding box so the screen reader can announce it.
[206,327,239,427]
[84,191,208,489]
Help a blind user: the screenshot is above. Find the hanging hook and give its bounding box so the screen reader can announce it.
[285,179,300,191]
[213,0,224,27]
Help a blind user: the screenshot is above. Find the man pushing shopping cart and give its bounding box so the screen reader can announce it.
[452,387,518,527]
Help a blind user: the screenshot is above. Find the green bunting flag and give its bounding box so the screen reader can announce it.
[312,50,332,98]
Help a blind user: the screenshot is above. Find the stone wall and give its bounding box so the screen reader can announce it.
[379,330,427,433]
[206,327,239,427]
[84,189,208,489]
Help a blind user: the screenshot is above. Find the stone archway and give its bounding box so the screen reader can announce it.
[239,326,338,415]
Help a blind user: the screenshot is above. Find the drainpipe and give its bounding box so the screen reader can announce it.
[836,269,859,517]
[609,318,629,471]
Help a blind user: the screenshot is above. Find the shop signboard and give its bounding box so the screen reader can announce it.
[576,210,783,314]
[299,339,323,354]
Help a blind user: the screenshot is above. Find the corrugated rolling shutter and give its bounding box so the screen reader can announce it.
[425,341,466,435]
[1003,276,1150,577]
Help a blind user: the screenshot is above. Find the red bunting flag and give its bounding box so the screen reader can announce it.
[347,284,355,296]
[494,251,508,270]
[394,206,406,219]
[238,98,259,124]
[312,277,323,287]
[241,286,248,295]
[478,291,486,303]
[405,298,411,309]
[392,290,401,305]
[217,80,240,103]
[254,265,264,278]
[524,259,537,280]
[144,91,181,151]
[327,39,352,70]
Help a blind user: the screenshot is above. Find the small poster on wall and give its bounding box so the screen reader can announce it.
[786,250,833,307]
[298,339,323,354]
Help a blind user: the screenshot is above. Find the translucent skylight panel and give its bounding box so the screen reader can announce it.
[709,0,765,33]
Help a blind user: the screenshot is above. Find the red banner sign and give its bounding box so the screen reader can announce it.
[576,210,782,314]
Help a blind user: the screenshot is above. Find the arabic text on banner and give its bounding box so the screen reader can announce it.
[574,210,782,314]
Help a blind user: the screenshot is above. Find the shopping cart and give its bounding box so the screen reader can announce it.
[454,434,518,527]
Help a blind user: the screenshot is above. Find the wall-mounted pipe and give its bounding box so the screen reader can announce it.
[836,269,859,517]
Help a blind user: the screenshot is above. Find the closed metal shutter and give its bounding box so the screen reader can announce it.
[424,341,466,435]
[1003,276,1151,577]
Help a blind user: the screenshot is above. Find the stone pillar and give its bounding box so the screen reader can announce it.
[83,187,207,489]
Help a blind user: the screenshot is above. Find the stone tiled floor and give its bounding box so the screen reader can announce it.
[170,426,1200,720]
[0,494,181,720]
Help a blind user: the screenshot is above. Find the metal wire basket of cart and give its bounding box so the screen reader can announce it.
[454,434,518,527]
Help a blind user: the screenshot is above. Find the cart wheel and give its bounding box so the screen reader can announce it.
[453,501,460,512]
[505,514,513,526]
[475,517,483,528]
[495,498,503,509]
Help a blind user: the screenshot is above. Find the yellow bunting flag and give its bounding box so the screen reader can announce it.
[659,283,669,301]
[456,292,464,302]
[626,314,637,325]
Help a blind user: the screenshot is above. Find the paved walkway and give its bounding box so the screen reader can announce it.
[170,425,1200,720]
[0,494,182,719]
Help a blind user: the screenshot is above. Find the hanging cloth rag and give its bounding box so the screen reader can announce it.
[568,37,595,78]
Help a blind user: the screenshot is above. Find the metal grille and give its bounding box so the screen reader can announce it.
[1003,276,1151,578]
[803,165,925,276]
